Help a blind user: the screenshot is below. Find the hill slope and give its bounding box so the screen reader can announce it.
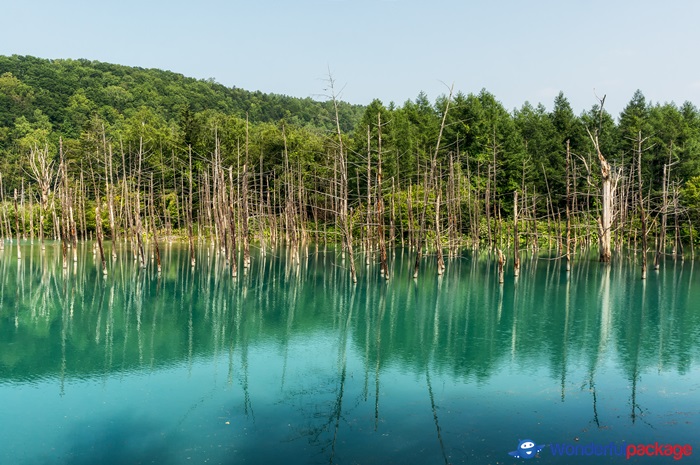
[0,55,364,133]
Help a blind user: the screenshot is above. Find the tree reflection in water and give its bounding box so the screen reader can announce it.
[0,242,699,464]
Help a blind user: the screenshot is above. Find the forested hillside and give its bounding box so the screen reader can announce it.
[0,55,364,132]
[1,54,700,275]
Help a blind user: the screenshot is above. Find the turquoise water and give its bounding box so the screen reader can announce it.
[1,242,699,464]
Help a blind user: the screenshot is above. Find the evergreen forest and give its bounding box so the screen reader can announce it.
[1,54,700,280]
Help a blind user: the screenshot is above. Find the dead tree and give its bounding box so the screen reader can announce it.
[407,184,415,250]
[228,167,238,277]
[673,183,683,260]
[414,86,453,279]
[466,155,478,248]
[435,188,445,275]
[565,140,572,271]
[654,144,678,270]
[20,181,27,240]
[636,131,650,279]
[0,173,6,250]
[513,190,520,277]
[89,159,108,275]
[134,135,146,268]
[447,151,459,256]
[365,124,372,266]
[187,146,196,268]
[241,162,251,269]
[327,71,357,283]
[28,186,34,242]
[149,174,162,273]
[106,144,117,259]
[376,112,390,279]
[95,201,108,275]
[282,126,299,265]
[58,137,69,269]
[258,150,266,254]
[26,142,55,249]
[497,247,505,284]
[13,189,21,260]
[586,98,616,263]
[242,117,251,269]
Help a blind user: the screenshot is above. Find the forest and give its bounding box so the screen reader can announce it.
[1,54,700,280]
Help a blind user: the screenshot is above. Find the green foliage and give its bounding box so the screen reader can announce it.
[515,102,559,197]
[2,55,700,248]
[0,55,363,133]
[0,72,35,128]
[681,175,700,225]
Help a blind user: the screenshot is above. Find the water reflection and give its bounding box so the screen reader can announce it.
[1,242,699,464]
[2,242,700,388]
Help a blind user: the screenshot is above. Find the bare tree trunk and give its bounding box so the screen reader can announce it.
[585,153,593,250]
[414,167,427,279]
[485,165,492,249]
[513,190,520,277]
[466,157,477,248]
[188,146,196,268]
[203,170,217,249]
[542,164,554,251]
[566,140,572,271]
[673,184,682,260]
[366,124,372,266]
[134,135,146,268]
[13,189,21,260]
[297,159,307,246]
[259,149,266,254]
[0,173,8,250]
[107,144,117,258]
[28,187,34,243]
[599,164,613,263]
[79,172,87,241]
[497,248,505,284]
[586,126,614,263]
[655,145,675,270]
[282,126,299,267]
[407,184,415,250]
[435,188,445,275]
[395,150,403,248]
[447,151,458,257]
[27,142,54,250]
[150,174,162,273]
[95,201,108,275]
[531,188,539,251]
[688,218,694,260]
[20,181,27,240]
[242,117,251,269]
[69,187,78,263]
[390,176,396,248]
[376,113,389,280]
[267,178,276,247]
[327,71,357,283]
[227,166,238,277]
[241,162,251,269]
[414,86,452,279]
[637,131,649,279]
[59,138,68,269]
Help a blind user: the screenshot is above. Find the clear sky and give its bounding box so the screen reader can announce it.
[2,0,699,118]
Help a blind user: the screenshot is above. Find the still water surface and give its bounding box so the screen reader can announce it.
[1,243,699,464]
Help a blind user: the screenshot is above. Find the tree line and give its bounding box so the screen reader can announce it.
[1,55,699,278]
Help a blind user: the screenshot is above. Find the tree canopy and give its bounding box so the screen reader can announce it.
[1,54,700,252]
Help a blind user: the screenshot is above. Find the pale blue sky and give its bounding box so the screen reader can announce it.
[2,0,699,117]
